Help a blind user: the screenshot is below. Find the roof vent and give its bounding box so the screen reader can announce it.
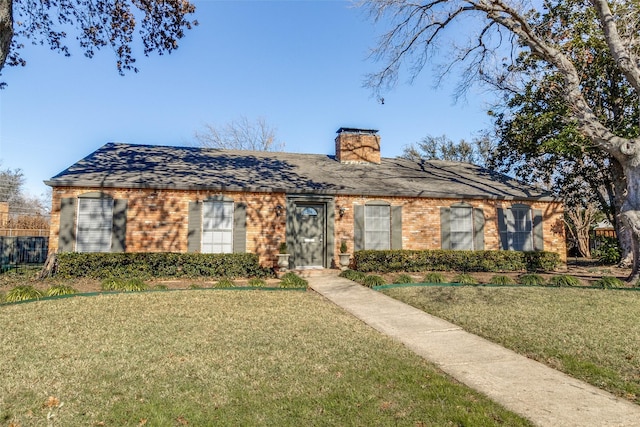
[335,128,381,164]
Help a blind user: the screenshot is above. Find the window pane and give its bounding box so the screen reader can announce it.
[202,201,234,254]
[450,207,473,250]
[510,208,532,251]
[365,205,390,250]
[76,198,113,252]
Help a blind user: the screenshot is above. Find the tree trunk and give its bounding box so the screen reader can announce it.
[610,160,634,267]
[620,163,640,283]
[0,0,12,72]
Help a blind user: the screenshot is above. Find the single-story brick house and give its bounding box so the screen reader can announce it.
[45,128,566,268]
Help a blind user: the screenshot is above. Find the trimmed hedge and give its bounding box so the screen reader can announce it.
[353,250,560,273]
[55,252,272,279]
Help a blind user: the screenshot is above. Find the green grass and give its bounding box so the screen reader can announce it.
[278,272,308,289]
[46,284,78,297]
[101,277,149,292]
[381,286,640,403]
[362,274,386,288]
[518,273,545,286]
[488,275,515,285]
[392,273,414,284]
[423,272,445,283]
[4,285,43,302]
[0,292,530,426]
[451,273,478,285]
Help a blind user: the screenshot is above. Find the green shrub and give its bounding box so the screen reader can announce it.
[353,249,559,273]
[339,269,366,283]
[548,275,581,287]
[592,237,621,265]
[488,275,515,285]
[5,285,43,302]
[393,274,414,284]
[279,272,308,289]
[56,252,272,279]
[46,284,78,297]
[154,284,169,290]
[452,273,478,285]
[423,272,445,283]
[248,278,267,288]
[0,291,4,303]
[594,276,625,289]
[189,283,203,289]
[519,274,546,286]
[101,278,148,292]
[215,279,236,288]
[362,275,386,288]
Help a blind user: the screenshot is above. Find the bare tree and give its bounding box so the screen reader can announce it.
[194,116,285,151]
[362,0,640,282]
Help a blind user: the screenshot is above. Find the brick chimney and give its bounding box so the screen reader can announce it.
[335,128,381,164]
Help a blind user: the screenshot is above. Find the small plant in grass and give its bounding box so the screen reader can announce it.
[339,269,366,283]
[548,275,581,287]
[594,276,625,289]
[393,274,414,284]
[216,279,236,288]
[101,278,148,292]
[488,275,515,285]
[362,274,386,288]
[452,273,478,285]
[46,284,78,297]
[153,284,168,290]
[279,272,308,288]
[5,285,43,302]
[519,273,546,286]
[189,283,203,290]
[248,278,267,288]
[0,291,4,303]
[423,272,445,283]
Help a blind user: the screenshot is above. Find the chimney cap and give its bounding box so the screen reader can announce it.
[336,127,379,135]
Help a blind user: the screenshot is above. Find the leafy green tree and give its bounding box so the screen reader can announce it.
[0,0,197,75]
[362,0,640,281]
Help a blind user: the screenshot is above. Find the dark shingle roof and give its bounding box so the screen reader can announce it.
[45,143,554,201]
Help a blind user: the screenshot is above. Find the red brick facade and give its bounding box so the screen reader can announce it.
[50,186,566,267]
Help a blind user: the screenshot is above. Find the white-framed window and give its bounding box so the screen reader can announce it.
[511,207,533,251]
[76,198,113,252]
[202,201,234,254]
[365,204,390,250]
[450,206,474,250]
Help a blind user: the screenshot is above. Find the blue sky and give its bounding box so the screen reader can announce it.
[0,0,494,198]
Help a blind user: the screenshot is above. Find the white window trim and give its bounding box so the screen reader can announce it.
[201,200,234,254]
[75,198,114,253]
[364,204,391,250]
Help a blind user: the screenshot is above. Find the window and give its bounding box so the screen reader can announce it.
[202,201,234,253]
[76,198,113,252]
[511,207,533,251]
[365,204,390,250]
[450,206,474,250]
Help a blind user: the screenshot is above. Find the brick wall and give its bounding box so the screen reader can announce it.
[50,187,566,267]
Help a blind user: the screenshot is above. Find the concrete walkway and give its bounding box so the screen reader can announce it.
[307,272,640,427]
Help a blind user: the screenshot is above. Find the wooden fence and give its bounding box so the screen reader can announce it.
[0,236,49,266]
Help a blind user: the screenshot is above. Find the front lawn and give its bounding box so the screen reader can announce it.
[381,286,640,404]
[0,291,531,426]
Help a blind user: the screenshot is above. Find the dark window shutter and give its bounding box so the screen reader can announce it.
[391,206,402,249]
[473,208,485,250]
[233,202,247,253]
[497,208,509,250]
[187,201,202,253]
[354,205,365,251]
[440,207,451,250]
[533,209,544,251]
[59,198,77,252]
[111,199,127,252]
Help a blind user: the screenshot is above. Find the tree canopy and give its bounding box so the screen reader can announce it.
[362,0,640,281]
[400,134,492,166]
[0,0,197,76]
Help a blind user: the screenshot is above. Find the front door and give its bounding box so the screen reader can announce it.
[294,204,325,268]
